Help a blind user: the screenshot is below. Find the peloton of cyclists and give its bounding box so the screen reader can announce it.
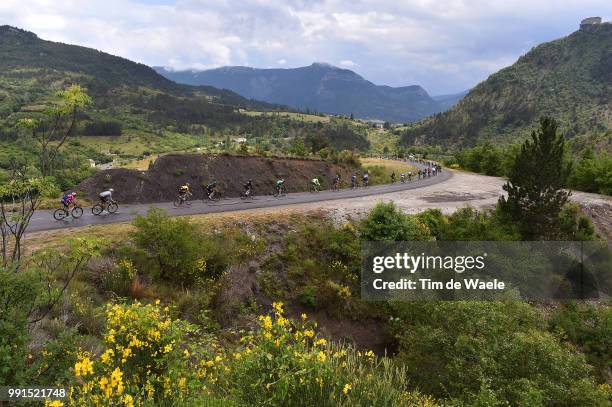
[55,160,445,220]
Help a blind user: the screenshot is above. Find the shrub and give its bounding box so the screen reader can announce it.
[557,203,595,240]
[100,258,137,298]
[549,302,612,383]
[130,208,208,284]
[224,302,436,406]
[69,301,205,406]
[439,207,520,241]
[360,202,433,241]
[391,301,609,406]
[0,267,40,385]
[569,150,612,195]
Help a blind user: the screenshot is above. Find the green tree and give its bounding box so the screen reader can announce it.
[288,137,307,156]
[0,168,58,266]
[360,202,433,241]
[18,85,92,177]
[498,117,571,239]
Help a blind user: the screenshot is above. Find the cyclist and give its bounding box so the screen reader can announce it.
[333,173,341,189]
[362,171,369,187]
[408,171,413,182]
[391,172,396,183]
[243,179,253,196]
[206,180,217,199]
[311,177,321,192]
[276,177,286,194]
[400,173,405,183]
[351,173,357,189]
[99,188,114,204]
[179,183,191,199]
[61,192,77,208]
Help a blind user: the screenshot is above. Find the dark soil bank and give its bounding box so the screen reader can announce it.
[77,154,357,203]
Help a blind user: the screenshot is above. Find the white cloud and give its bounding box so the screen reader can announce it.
[1,0,611,93]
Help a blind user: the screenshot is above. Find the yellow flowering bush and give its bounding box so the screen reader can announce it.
[68,301,437,406]
[223,302,436,406]
[69,301,200,406]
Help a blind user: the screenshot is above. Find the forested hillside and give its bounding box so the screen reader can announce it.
[402,23,612,147]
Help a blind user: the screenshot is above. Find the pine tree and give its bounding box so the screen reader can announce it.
[498,117,571,239]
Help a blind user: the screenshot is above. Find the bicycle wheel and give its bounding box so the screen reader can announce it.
[107,202,119,213]
[92,204,104,216]
[53,208,67,221]
[211,192,221,202]
[173,197,183,207]
[71,206,83,218]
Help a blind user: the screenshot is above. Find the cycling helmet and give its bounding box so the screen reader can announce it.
[71,192,77,196]
[109,188,114,192]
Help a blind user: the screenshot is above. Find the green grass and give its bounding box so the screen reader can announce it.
[240,110,331,123]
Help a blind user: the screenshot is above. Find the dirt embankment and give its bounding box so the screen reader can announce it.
[77,154,356,203]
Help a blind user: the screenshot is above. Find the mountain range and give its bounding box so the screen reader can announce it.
[155,64,458,123]
[402,20,612,147]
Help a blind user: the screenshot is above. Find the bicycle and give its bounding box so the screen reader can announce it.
[53,203,83,220]
[273,184,287,198]
[240,187,253,200]
[203,187,221,203]
[173,192,192,207]
[332,179,342,191]
[92,200,119,216]
[309,183,321,193]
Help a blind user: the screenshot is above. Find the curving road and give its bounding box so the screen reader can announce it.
[27,168,452,233]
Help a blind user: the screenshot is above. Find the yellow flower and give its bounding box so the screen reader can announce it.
[277,316,288,327]
[45,401,64,407]
[74,357,94,377]
[259,315,273,330]
[163,344,173,353]
[304,329,314,338]
[101,349,114,364]
[316,377,323,387]
[343,383,352,395]
[111,368,124,394]
[122,394,134,407]
[315,338,327,346]
[365,350,375,359]
[272,301,284,315]
[316,351,326,362]
[234,352,242,360]
[178,377,187,390]
[301,313,308,321]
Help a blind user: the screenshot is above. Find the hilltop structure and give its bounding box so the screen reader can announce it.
[580,17,602,29]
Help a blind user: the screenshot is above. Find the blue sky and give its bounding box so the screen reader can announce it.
[1,0,611,94]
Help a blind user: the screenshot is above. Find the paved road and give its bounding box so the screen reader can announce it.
[28,168,452,233]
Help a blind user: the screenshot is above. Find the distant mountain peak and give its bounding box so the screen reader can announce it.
[156,64,447,122]
[311,62,337,69]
